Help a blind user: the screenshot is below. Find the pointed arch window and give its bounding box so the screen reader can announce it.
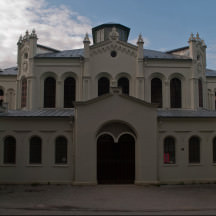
[0,89,4,106]
[170,78,181,108]
[98,77,110,96]
[64,77,76,108]
[29,136,42,164]
[199,79,203,107]
[118,77,129,95]
[4,136,16,164]
[21,78,27,108]
[44,77,56,108]
[55,136,67,164]
[151,78,162,108]
[189,136,200,163]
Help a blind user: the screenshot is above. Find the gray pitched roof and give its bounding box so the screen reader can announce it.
[0,109,74,117]
[35,49,84,58]
[144,49,191,60]
[206,69,216,77]
[158,109,216,118]
[0,67,18,75]
[35,48,191,60]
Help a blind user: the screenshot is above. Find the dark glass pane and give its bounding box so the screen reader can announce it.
[98,77,110,96]
[21,78,27,108]
[199,79,203,107]
[118,77,129,95]
[151,78,162,108]
[213,138,216,163]
[0,89,4,106]
[64,77,76,108]
[30,137,42,164]
[164,137,175,164]
[170,78,181,108]
[4,136,16,164]
[55,137,67,164]
[44,77,56,108]
[189,137,200,163]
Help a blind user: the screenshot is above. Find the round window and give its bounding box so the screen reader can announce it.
[111,51,117,58]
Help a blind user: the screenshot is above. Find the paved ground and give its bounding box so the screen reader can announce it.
[1,184,216,215]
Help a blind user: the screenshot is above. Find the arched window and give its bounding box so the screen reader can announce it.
[44,77,56,108]
[199,79,203,107]
[164,137,175,164]
[29,136,42,164]
[0,89,4,106]
[4,136,16,164]
[213,137,216,163]
[21,78,27,108]
[98,77,110,96]
[189,136,200,163]
[64,77,76,108]
[151,78,162,108]
[55,136,67,164]
[170,78,181,108]
[118,77,129,95]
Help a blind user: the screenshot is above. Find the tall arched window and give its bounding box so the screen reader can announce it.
[151,78,162,108]
[189,136,200,163]
[213,137,216,163]
[55,136,67,164]
[21,78,27,108]
[164,137,175,164]
[4,136,16,164]
[64,77,76,108]
[199,79,203,107]
[170,78,181,108]
[98,77,110,96]
[44,77,56,108]
[29,136,42,164]
[118,77,129,95]
[0,89,4,106]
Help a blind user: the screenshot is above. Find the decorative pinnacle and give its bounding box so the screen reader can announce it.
[83,33,90,43]
[188,33,195,41]
[137,34,144,44]
[30,29,37,38]
[196,32,200,40]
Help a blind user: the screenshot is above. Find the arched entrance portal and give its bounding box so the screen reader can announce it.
[97,133,135,184]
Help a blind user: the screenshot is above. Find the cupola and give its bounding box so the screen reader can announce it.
[92,23,130,44]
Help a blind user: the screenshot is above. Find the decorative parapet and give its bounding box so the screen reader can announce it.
[17,29,38,46]
[188,32,206,48]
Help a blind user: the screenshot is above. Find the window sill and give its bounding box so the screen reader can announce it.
[53,164,69,168]
[26,164,43,167]
[0,164,16,167]
[188,163,201,166]
[163,163,177,167]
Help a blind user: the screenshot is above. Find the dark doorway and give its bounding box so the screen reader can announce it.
[97,134,135,184]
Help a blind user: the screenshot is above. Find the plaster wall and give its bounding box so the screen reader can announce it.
[158,117,216,183]
[0,117,74,184]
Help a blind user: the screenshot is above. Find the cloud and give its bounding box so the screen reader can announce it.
[0,0,92,68]
[129,37,150,47]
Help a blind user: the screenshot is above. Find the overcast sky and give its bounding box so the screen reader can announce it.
[1,0,216,69]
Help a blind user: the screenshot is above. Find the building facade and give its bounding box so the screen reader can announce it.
[1,23,216,184]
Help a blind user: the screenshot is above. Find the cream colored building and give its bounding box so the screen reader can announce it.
[1,23,216,184]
